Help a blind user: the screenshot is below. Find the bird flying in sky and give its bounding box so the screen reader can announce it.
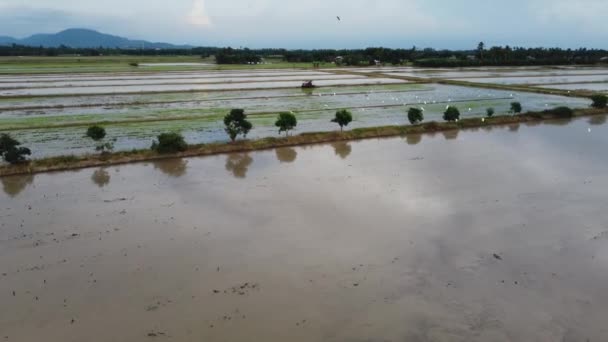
[336,16,341,21]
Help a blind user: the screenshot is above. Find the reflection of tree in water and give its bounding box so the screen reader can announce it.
[589,115,607,126]
[543,118,572,127]
[405,134,422,145]
[481,125,494,132]
[275,147,297,163]
[442,129,459,140]
[331,141,352,159]
[152,158,188,178]
[524,120,542,127]
[1,175,34,197]
[225,153,253,179]
[426,131,438,138]
[508,123,520,132]
[91,168,110,188]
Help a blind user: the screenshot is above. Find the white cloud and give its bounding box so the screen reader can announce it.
[188,0,211,27]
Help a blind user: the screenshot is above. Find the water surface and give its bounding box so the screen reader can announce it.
[2,116,608,341]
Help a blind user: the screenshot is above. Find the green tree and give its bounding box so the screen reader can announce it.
[477,41,485,60]
[407,107,424,124]
[591,94,607,109]
[510,102,522,114]
[151,132,188,154]
[0,134,31,164]
[224,109,253,141]
[552,106,574,118]
[332,109,353,131]
[86,125,106,141]
[275,112,297,136]
[86,125,113,154]
[443,106,460,122]
[486,107,495,117]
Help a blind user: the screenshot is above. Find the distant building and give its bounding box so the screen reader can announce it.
[334,56,344,64]
[466,55,477,61]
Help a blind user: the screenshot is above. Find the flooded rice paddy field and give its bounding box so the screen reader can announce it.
[2,116,608,341]
[0,83,588,121]
[1,82,590,158]
[539,82,608,93]
[0,84,427,110]
[449,74,608,86]
[0,70,330,83]
[0,66,602,159]
[382,67,608,80]
[0,75,362,90]
[0,78,409,97]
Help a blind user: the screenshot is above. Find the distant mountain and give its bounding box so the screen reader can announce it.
[0,29,193,49]
[0,36,18,45]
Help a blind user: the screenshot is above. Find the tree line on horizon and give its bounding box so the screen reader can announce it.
[1,43,608,67]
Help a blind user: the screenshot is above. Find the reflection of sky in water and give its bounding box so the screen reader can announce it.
[4,115,608,199]
[2,117,608,340]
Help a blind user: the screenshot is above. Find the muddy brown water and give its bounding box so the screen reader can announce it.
[1,116,608,341]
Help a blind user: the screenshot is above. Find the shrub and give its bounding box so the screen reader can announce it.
[510,102,522,114]
[151,132,188,154]
[86,125,106,141]
[86,125,113,154]
[407,107,424,124]
[0,133,19,152]
[3,147,31,164]
[551,106,574,118]
[591,94,607,109]
[224,109,253,141]
[0,134,31,164]
[332,109,353,131]
[129,62,139,67]
[275,112,297,136]
[443,106,460,122]
[486,107,495,117]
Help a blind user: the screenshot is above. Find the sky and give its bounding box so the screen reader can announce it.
[0,0,606,49]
